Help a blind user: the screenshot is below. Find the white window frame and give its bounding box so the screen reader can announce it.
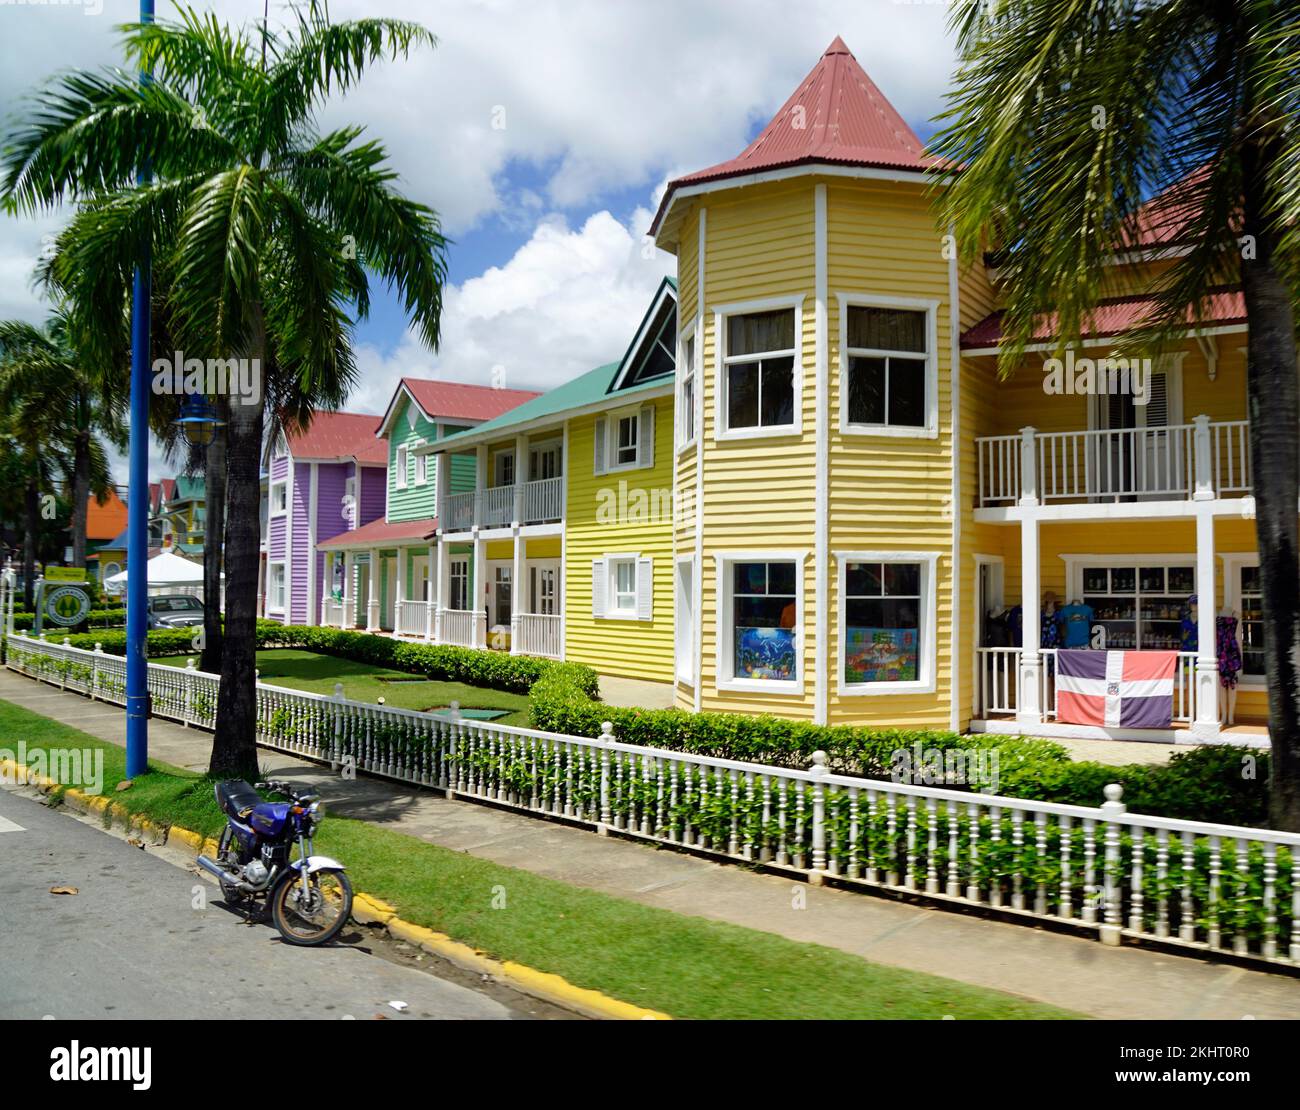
[448,557,469,612]
[494,448,516,488]
[675,554,696,684]
[414,439,428,485]
[677,323,697,452]
[716,550,807,695]
[1222,553,1265,688]
[838,293,939,439]
[713,295,804,442]
[529,439,562,481]
[267,560,287,613]
[836,551,939,696]
[395,444,409,490]
[594,405,654,474]
[609,556,637,615]
[592,552,652,622]
[269,479,288,517]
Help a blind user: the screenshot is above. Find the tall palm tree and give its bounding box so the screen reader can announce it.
[2,3,447,776]
[0,311,120,605]
[931,0,1300,828]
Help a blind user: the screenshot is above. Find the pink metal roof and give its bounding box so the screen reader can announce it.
[652,37,943,233]
[400,378,541,424]
[287,411,386,464]
[961,287,1247,350]
[317,515,439,549]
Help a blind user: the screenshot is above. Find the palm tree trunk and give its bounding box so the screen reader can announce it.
[200,397,227,674]
[71,429,90,567]
[210,386,263,779]
[22,476,37,610]
[1241,140,1300,831]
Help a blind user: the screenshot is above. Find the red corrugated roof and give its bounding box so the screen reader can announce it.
[652,37,944,233]
[400,378,541,423]
[1125,166,1213,249]
[316,515,439,549]
[287,411,386,464]
[961,287,1246,350]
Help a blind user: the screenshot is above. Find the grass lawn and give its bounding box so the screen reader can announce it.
[158,648,531,726]
[0,698,1079,1020]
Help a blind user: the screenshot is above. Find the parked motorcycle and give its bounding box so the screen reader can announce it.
[197,779,353,946]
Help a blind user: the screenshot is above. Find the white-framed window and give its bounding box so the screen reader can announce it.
[677,326,697,450]
[448,557,469,611]
[415,440,428,484]
[715,298,802,439]
[1222,554,1265,684]
[529,441,561,480]
[267,561,287,612]
[395,444,409,489]
[837,552,938,695]
[838,295,938,437]
[717,552,804,693]
[675,555,696,684]
[270,479,288,517]
[592,405,655,475]
[494,449,515,487]
[591,553,652,621]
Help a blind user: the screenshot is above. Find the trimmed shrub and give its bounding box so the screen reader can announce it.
[13,607,127,632]
[530,666,1270,827]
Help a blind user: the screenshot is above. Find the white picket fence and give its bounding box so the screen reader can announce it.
[6,631,1299,970]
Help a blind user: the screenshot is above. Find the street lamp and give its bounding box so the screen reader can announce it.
[174,394,225,448]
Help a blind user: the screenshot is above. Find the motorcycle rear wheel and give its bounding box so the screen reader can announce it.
[271,868,353,946]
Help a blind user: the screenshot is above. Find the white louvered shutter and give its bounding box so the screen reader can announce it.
[591,559,606,617]
[636,557,653,620]
[638,405,655,469]
[593,417,607,475]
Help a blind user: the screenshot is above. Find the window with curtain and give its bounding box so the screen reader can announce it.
[845,306,927,429]
[725,309,795,431]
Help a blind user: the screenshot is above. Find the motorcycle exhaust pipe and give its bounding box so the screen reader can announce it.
[196,854,255,892]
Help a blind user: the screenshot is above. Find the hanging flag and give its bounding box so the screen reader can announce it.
[1056,649,1178,728]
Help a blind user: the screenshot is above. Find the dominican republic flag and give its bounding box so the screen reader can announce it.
[1056,649,1178,729]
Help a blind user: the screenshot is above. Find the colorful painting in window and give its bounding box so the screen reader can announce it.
[845,627,918,684]
[736,626,796,681]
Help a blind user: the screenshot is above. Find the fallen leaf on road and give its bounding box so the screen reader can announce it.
[116,780,133,792]
[49,886,79,895]
[127,837,145,849]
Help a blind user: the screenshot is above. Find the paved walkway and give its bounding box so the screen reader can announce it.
[3,667,1298,1020]
[597,673,676,708]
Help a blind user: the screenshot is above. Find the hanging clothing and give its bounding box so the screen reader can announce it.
[1180,612,1198,653]
[1057,602,1095,648]
[1007,605,1023,648]
[1040,608,1062,650]
[1217,615,1243,689]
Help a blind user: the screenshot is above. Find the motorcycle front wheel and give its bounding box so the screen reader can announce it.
[270,868,353,946]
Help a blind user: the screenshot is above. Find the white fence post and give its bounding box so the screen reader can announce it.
[809,750,829,883]
[183,657,197,727]
[1100,783,1126,946]
[1192,414,1214,500]
[331,682,345,771]
[598,721,613,834]
[1018,426,1039,506]
[91,642,102,701]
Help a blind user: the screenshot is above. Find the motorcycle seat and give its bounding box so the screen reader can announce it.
[216,779,262,820]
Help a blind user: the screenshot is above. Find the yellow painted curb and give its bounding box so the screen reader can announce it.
[2,756,671,1020]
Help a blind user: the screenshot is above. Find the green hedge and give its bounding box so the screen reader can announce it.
[529,666,1271,827]
[13,607,127,631]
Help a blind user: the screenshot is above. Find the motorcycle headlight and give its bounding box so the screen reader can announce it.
[309,800,325,820]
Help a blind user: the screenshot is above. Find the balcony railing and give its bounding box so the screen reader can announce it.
[441,477,565,531]
[439,608,485,649]
[396,599,431,638]
[976,417,1250,508]
[514,612,562,658]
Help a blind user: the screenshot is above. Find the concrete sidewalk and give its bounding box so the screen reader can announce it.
[3,667,1298,1020]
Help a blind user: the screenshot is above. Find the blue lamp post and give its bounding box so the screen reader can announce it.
[124,0,156,779]
[175,394,225,448]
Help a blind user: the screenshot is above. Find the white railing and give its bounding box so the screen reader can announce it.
[977,647,1199,725]
[395,599,430,639]
[438,608,484,649]
[7,629,1300,971]
[522,476,563,524]
[482,484,514,528]
[321,600,346,628]
[514,613,562,658]
[443,490,475,532]
[977,417,1249,507]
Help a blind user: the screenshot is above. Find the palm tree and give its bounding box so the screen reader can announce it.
[0,311,121,605]
[931,1,1300,828]
[2,3,447,776]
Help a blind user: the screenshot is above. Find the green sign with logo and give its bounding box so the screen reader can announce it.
[43,584,92,627]
[45,567,88,583]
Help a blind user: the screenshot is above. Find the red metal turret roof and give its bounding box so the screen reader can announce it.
[287,411,387,464]
[652,37,942,234]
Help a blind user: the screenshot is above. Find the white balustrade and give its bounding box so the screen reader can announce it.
[443,490,475,532]
[481,484,515,527]
[395,599,427,638]
[438,608,484,649]
[522,476,564,524]
[514,613,562,658]
[8,630,1298,971]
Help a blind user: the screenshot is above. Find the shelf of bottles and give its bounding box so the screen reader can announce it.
[1081,564,1195,650]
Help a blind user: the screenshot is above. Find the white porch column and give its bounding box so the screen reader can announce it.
[320,552,331,624]
[434,450,450,522]
[1192,414,1214,500]
[424,542,435,641]
[435,535,449,643]
[1017,513,1043,725]
[342,551,354,628]
[1193,507,1221,739]
[472,529,486,649]
[366,548,380,632]
[474,445,488,528]
[1018,426,1040,507]
[510,526,524,655]
[513,434,527,525]
[394,554,404,635]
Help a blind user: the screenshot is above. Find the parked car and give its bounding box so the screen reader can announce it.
[146,594,206,630]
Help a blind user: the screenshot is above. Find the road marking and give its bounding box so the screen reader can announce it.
[0,815,26,833]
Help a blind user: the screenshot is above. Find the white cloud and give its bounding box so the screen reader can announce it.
[347,203,673,413]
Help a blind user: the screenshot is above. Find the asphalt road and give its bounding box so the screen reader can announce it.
[0,787,517,1020]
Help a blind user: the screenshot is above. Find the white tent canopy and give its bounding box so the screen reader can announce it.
[104,550,211,594]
